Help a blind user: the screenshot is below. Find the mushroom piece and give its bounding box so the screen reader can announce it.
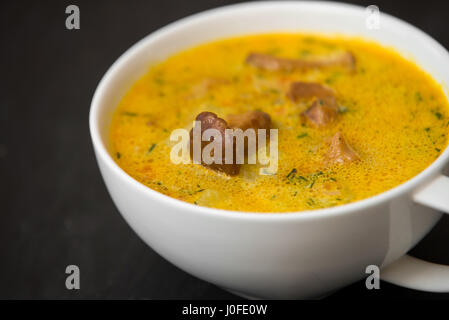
[227,110,271,154]
[288,81,339,126]
[302,99,338,127]
[189,111,271,175]
[288,81,337,108]
[189,112,238,176]
[325,132,360,165]
[227,110,271,131]
[246,51,355,71]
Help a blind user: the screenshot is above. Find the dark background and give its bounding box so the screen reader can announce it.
[2,0,449,299]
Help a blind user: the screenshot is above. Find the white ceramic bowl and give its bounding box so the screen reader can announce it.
[90,1,449,299]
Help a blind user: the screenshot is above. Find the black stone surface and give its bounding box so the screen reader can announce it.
[1,0,449,299]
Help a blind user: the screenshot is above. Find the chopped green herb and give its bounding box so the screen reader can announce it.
[329,177,337,182]
[309,181,315,188]
[286,168,297,180]
[299,49,311,57]
[298,176,307,182]
[148,143,157,154]
[154,77,164,85]
[415,92,423,102]
[425,127,431,132]
[293,191,298,197]
[122,111,137,116]
[297,133,308,139]
[436,148,441,152]
[270,195,276,200]
[435,111,443,119]
[116,152,121,159]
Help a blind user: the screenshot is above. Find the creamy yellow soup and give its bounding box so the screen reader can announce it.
[110,33,449,213]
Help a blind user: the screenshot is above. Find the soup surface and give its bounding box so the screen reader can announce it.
[110,33,449,212]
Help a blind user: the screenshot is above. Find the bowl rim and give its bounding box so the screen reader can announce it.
[89,0,449,221]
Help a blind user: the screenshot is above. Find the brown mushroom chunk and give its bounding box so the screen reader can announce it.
[302,99,338,127]
[227,110,271,154]
[246,53,296,71]
[227,110,271,131]
[325,132,360,165]
[246,51,355,71]
[189,112,239,176]
[317,51,355,70]
[288,81,336,107]
[288,82,339,126]
[189,111,271,176]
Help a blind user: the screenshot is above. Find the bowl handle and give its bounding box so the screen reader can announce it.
[380,174,449,292]
[412,175,449,213]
